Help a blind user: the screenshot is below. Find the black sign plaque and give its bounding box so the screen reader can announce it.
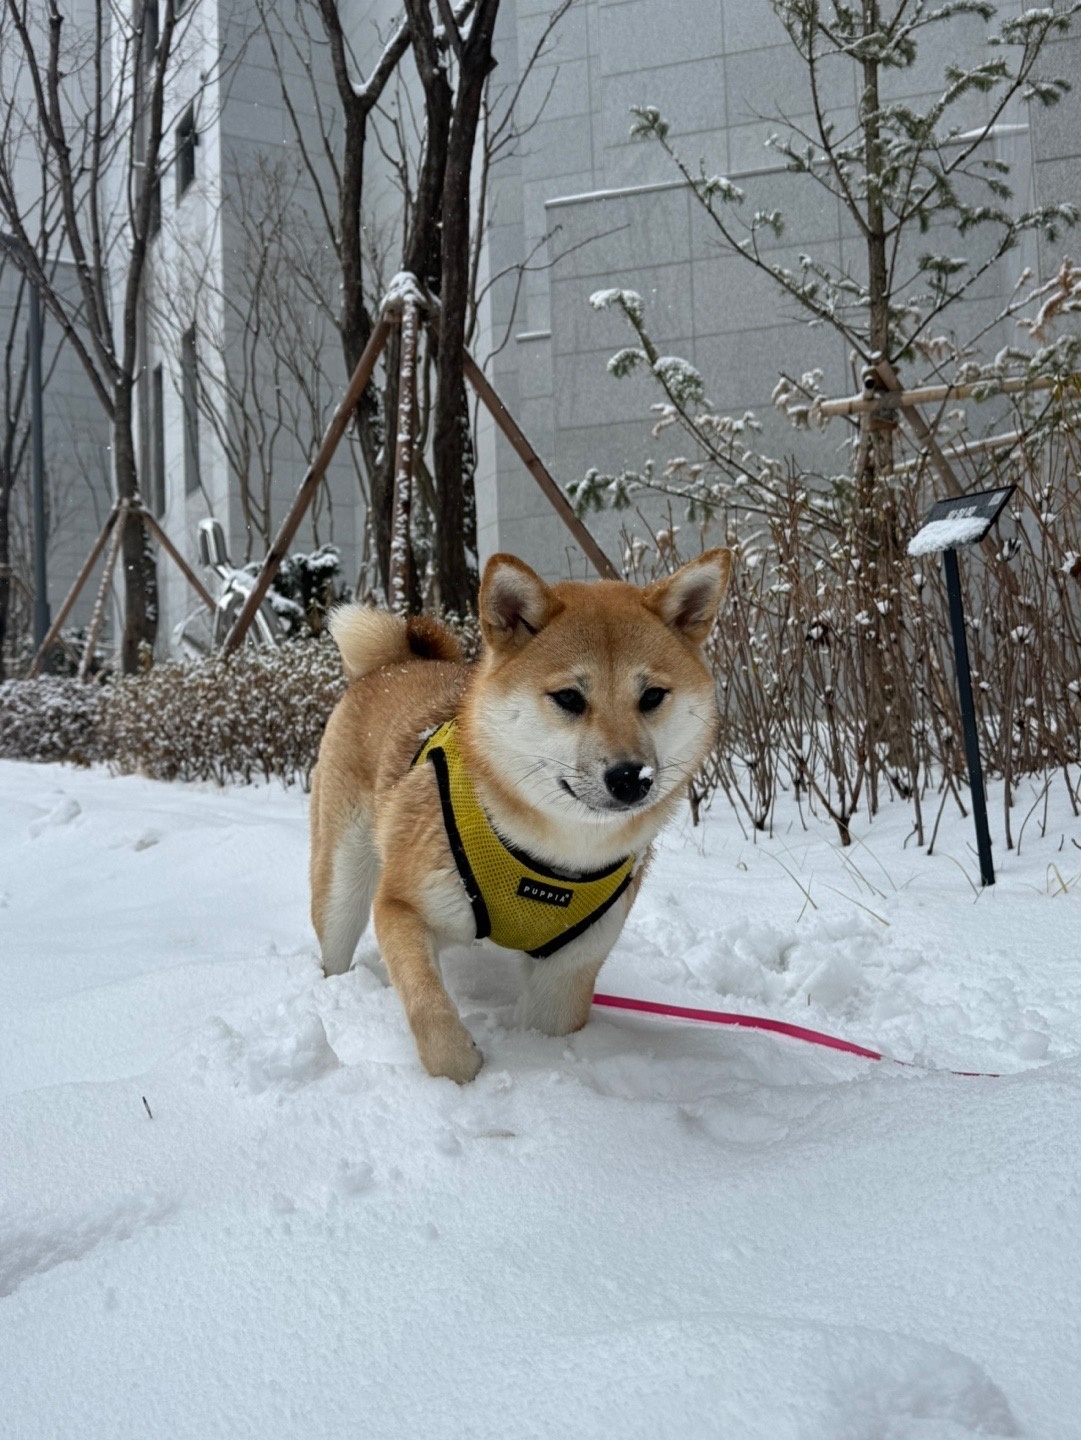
[907,486,1017,887]
[909,485,1016,554]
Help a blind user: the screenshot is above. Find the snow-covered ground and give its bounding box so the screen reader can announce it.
[1,757,1079,1439]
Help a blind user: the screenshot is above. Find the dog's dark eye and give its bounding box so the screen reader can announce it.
[639,687,668,713]
[549,688,587,715]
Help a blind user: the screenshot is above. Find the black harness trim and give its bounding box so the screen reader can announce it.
[527,872,634,959]
[495,831,629,885]
[427,745,491,940]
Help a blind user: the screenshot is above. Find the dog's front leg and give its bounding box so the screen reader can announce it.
[517,883,641,1037]
[372,888,482,1084]
[517,947,609,1037]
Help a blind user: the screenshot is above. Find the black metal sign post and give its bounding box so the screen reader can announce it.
[942,547,995,886]
[908,486,1016,887]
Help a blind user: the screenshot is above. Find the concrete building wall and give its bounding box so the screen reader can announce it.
[0,0,114,652]
[147,0,377,645]
[10,0,1079,658]
[477,0,1081,580]
[0,262,112,650]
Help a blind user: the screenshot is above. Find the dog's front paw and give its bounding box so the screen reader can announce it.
[416,1015,483,1084]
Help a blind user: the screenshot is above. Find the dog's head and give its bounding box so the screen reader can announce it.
[466,549,732,828]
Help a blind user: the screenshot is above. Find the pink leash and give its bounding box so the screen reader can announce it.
[592,992,999,1078]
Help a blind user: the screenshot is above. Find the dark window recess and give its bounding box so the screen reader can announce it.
[151,364,166,516]
[181,328,200,496]
[176,105,197,200]
[143,0,158,63]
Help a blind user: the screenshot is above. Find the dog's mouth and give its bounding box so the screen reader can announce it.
[559,776,655,814]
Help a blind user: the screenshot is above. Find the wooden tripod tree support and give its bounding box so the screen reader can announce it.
[832,358,1081,500]
[855,356,1024,583]
[27,499,217,679]
[221,274,618,654]
[77,498,130,680]
[819,367,1074,418]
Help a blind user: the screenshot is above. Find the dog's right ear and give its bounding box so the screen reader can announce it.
[479,554,558,653]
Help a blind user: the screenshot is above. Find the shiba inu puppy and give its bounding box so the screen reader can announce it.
[309,548,732,1082]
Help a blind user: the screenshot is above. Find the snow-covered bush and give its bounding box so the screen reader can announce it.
[102,641,348,787]
[246,544,348,639]
[3,609,482,786]
[617,431,1081,847]
[0,678,105,764]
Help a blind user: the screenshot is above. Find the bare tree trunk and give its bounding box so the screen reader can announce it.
[375,0,456,601]
[856,0,907,781]
[460,383,478,592]
[859,1,893,477]
[0,0,189,672]
[372,330,400,599]
[432,0,500,615]
[0,476,11,678]
[112,383,157,668]
[314,0,385,484]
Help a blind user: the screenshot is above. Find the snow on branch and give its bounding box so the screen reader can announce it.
[590,288,645,325]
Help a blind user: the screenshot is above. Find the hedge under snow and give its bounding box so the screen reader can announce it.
[0,643,347,787]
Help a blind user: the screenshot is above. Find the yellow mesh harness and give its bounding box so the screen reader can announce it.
[413,719,635,957]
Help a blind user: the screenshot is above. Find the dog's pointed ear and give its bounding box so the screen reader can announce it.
[479,554,559,652]
[644,548,733,644]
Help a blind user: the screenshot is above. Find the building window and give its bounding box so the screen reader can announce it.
[151,363,166,515]
[143,0,158,62]
[176,105,197,200]
[181,327,200,495]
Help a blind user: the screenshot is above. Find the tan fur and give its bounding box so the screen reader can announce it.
[326,605,463,681]
[310,549,732,1083]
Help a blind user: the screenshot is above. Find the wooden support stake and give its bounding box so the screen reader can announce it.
[28,502,122,677]
[461,347,620,581]
[819,370,1067,417]
[389,299,419,612]
[78,499,129,680]
[874,357,1016,585]
[136,504,217,612]
[222,315,394,655]
[873,358,964,500]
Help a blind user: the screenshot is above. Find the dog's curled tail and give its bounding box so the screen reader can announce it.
[327,604,463,681]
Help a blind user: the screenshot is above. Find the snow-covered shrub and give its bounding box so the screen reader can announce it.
[101,607,482,785]
[102,641,348,787]
[581,248,1081,844]
[4,625,110,682]
[258,543,348,639]
[0,678,105,764]
[4,608,480,786]
[626,438,1081,846]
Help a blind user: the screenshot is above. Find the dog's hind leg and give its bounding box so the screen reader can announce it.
[312,813,380,977]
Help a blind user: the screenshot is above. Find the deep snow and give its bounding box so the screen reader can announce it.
[1,758,1079,1439]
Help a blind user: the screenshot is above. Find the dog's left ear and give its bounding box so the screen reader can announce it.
[644,548,733,644]
[479,554,560,653]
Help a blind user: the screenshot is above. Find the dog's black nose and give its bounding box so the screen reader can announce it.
[604,762,653,805]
